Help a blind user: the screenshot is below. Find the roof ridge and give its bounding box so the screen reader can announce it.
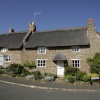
[0,30,28,36]
[35,26,88,33]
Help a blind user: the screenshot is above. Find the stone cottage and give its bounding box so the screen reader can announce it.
[0,18,100,77]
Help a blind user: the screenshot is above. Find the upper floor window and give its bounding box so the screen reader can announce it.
[1,48,6,52]
[38,47,46,54]
[71,46,80,52]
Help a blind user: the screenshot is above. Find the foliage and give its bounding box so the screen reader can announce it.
[81,75,90,82]
[0,70,4,74]
[75,71,86,81]
[64,75,74,83]
[6,63,30,77]
[87,53,100,74]
[88,73,99,77]
[23,61,36,69]
[21,69,30,76]
[45,73,57,78]
[64,66,79,76]
[31,70,42,80]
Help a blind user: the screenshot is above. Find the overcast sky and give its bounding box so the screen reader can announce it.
[0,0,100,33]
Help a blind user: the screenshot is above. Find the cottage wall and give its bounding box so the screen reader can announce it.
[22,45,90,75]
[0,49,22,68]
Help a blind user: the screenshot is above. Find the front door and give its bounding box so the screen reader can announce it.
[57,61,64,77]
[0,55,3,66]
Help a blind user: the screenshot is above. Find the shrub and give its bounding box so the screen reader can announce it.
[45,73,57,78]
[81,75,89,82]
[21,69,30,76]
[87,53,100,74]
[76,71,86,81]
[0,70,4,74]
[88,73,99,77]
[64,75,74,83]
[6,63,30,77]
[23,61,36,69]
[31,70,42,80]
[64,66,79,76]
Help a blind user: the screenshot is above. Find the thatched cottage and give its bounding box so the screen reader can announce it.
[0,18,100,77]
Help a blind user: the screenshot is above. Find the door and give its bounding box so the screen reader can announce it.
[57,61,64,77]
[0,55,3,66]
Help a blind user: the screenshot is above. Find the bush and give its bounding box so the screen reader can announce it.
[87,53,100,74]
[0,70,4,74]
[88,73,99,77]
[45,73,57,78]
[21,69,30,76]
[31,70,42,80]
[6,63,30,77]
[23,61,36,69]
[76,71,86,81]
[81,75,89,82]
[64,66,79,76]
[64,75,74,83]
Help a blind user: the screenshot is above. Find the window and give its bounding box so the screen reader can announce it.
[37,59,46,67]
[1,48,6,52]
[71,46,80,52]
[38,47,46,54]
[72,59,80,68]
[4,55,11,62]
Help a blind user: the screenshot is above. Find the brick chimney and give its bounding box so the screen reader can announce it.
[9,28,14,33]
[29,21,36,32]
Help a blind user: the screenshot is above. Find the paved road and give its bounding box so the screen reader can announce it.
[0,82,100,100]
[0,76,100,91]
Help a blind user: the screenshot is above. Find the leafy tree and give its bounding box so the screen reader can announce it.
[87,53,100,74]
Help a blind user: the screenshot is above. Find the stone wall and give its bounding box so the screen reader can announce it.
[0,49,22,68]
[22,45,91,75]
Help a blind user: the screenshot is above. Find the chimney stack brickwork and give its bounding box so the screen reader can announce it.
[29,22,36,32]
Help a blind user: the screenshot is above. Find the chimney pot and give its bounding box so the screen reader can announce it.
[9,28,14,33]
[88,18,94,23]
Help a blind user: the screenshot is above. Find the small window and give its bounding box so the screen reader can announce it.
[37,59,46,67]
[38,47,46,54]
[4,55,11,62]
[1,48,6,52]
[72,59,80,68]
[71,46,80,52]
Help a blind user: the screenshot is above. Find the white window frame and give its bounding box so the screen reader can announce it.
[1,48,6,52]
[71,46,80,52]
[38,47,46,54]
[4,55,11,62]
[36,59,47,67]
[71,59,80,68]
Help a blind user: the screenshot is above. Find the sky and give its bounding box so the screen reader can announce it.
[0,0,100,34]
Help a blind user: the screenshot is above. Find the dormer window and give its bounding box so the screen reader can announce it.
[71,46,80,52]
[1,48,6,52]
[38,47,46,54]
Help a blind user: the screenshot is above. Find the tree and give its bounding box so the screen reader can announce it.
[87,53,100,74]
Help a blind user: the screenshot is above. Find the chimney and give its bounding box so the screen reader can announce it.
[9,28,14,33]
[29,21,36,32]
[88,18,94,25]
